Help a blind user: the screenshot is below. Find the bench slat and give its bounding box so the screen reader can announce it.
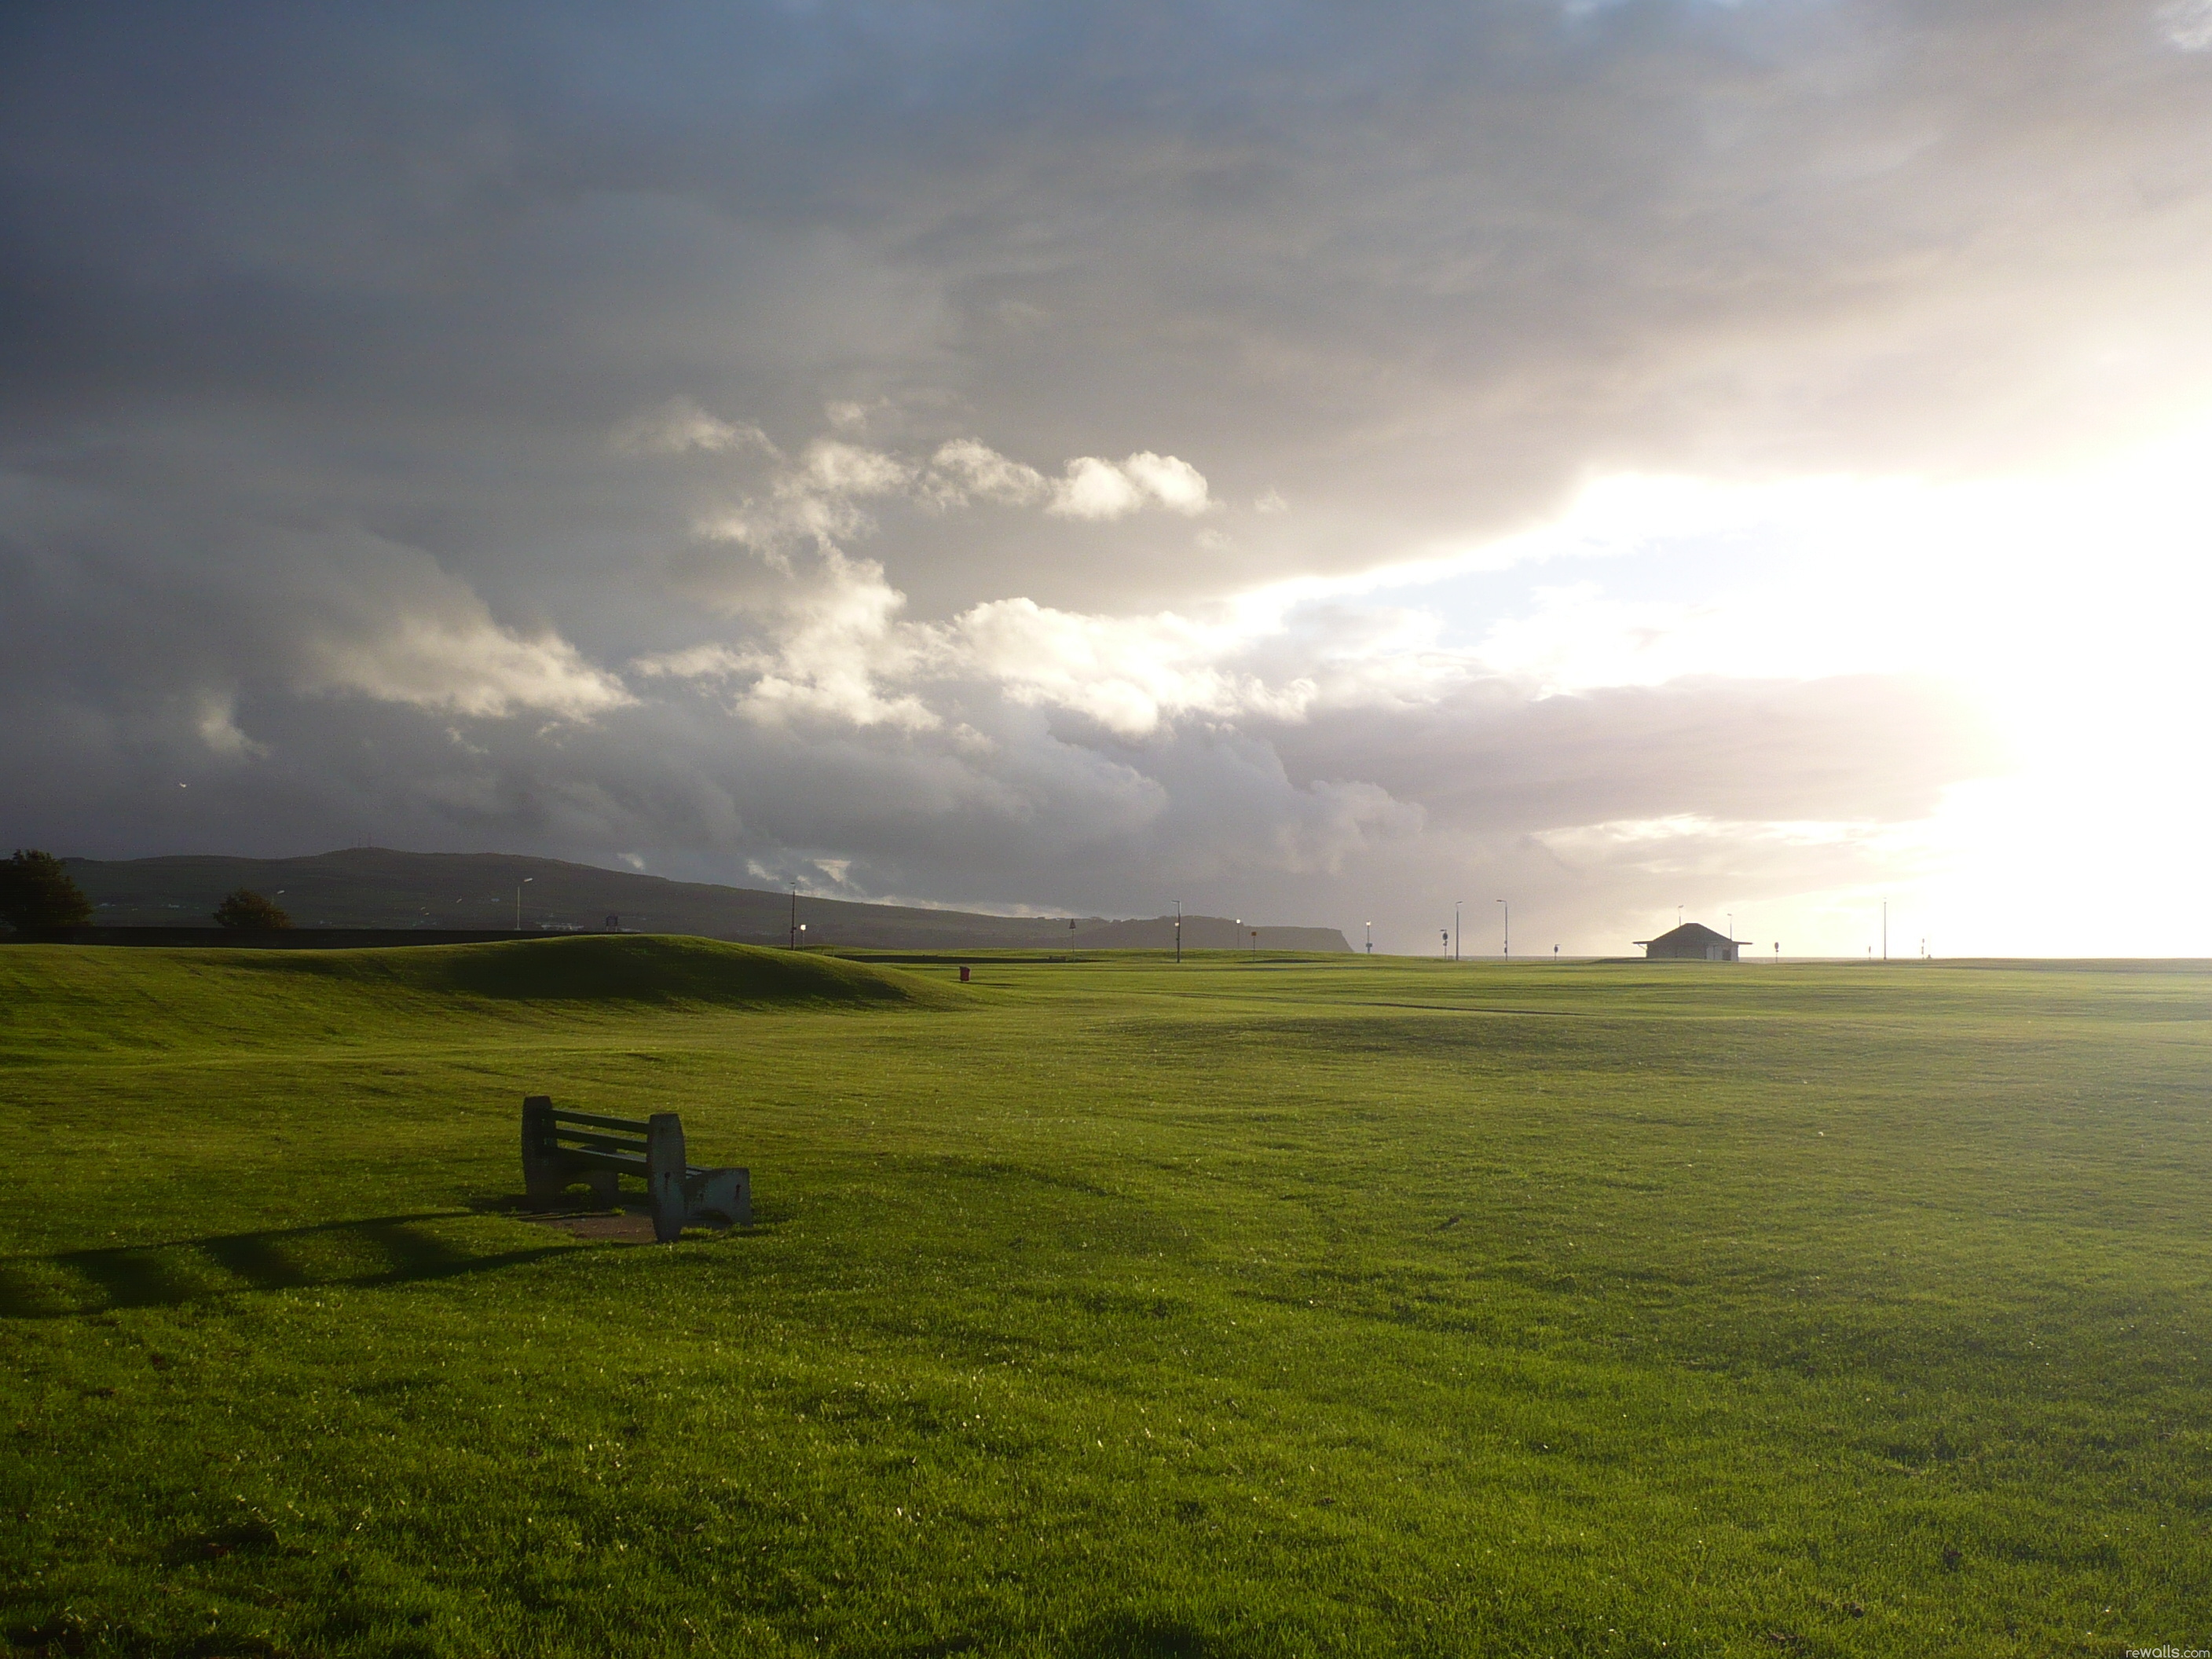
[549,1108,652,1133]
[553,1128,650,1154]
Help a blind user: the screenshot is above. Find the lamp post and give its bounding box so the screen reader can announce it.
[789,884,798,950]
[1174,900,1181,965]
[1498,898,1508,959]
[1364,920,1372,955]
[515,877,532,931]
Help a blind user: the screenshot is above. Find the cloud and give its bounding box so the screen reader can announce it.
[939,596,1309,736]
[789,439,916,500]
[668,427,1210,570]
[299,612,634,720]
[640,552,1308,740]
[636,549,939,731]
[193,692,266,760]
[1049,452,1213,521]
[612,397,775,458]
[928,439,1052,507]
[2159,1,2212,50]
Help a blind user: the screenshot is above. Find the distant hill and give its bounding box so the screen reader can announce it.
[1064,915,1351,953]
[49,848,1350,953]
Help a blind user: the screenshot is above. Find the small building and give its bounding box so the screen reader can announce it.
[1634,922,1747,962]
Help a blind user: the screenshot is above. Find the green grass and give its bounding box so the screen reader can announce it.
[1,939,2207,1657]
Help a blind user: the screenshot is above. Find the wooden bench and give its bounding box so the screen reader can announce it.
[521,1096,751,1243]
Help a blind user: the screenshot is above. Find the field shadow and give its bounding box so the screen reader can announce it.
[0,1212,568,1319]
[468,1188,764,1240]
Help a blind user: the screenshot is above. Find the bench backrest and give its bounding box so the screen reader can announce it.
[525,1097,653,1163]
[522,1095,689,1196]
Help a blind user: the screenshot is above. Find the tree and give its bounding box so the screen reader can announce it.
[0,850,94,930]
[214,888,291,929]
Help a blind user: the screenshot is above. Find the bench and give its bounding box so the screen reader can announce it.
[521,1096,751,1243]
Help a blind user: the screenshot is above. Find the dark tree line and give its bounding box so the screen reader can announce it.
[214,889,291,928]
[0,850,92,929]
[1,852,291,931]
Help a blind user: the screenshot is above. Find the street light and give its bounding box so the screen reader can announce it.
[515,876,532,931]
[1364,920,1372,955]
[1497,898,1508,959]
[1173,900,1182,965]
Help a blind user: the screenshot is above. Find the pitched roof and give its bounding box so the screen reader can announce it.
[1632,921,1735,946]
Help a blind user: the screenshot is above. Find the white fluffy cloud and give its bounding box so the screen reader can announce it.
[929,439,1052,507]
[639,552,1309,740]
[635,549,938,731]
[1048,452,1212,520]
[634,408,1218,544]
[287,536,635,720]
[300,613,634,720]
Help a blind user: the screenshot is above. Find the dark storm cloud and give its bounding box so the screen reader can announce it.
[1,0,2203,944]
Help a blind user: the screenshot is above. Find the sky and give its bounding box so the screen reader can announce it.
[3,0,2209,955]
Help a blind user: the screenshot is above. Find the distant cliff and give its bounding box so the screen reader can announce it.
[47,848,1350,953]
[1067,916,1350,952]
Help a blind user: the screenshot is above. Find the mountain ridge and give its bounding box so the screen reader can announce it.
[45,848,1351,953]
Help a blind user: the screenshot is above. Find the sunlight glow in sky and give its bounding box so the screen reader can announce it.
[1326,423,2212,954]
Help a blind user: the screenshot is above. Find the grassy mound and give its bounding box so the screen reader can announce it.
[251,932,951,1008]
[0,936,955,1064]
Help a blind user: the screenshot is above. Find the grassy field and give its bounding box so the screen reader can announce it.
[0,938,2207,1658]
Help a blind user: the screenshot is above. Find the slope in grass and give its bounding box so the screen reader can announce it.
[0,935,956,1063]
[266,933,954,1007]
